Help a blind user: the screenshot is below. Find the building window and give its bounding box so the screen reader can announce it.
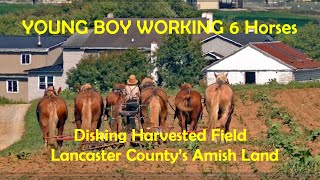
[7,80,18,93]
[39,76,54,90]
[245,72,256,84]
[21,54,31,65]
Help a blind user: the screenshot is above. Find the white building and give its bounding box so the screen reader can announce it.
[204,42,320,85]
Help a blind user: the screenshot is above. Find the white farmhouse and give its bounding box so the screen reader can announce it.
[204,41,320,85]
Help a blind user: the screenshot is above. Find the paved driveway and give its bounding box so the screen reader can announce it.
[0,104,30,151]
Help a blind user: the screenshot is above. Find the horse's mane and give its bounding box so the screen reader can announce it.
[80,83,96,92]
[44,86,58,98]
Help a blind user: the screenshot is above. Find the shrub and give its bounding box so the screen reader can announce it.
[155,34,207,88]
[66,49,152,92]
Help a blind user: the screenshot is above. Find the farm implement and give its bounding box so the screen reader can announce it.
[45,98,208,151]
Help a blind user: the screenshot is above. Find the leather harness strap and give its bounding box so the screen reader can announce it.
[141,86,175,111]
[128,86,138,100]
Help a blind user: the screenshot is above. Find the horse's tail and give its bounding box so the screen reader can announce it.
[104,99,110,118]
[176,96,193,112]
[81,97,92,131]
[174,107,178,119]
[208,87,221,131]
[48,101,59,147]
[149,96,161,131]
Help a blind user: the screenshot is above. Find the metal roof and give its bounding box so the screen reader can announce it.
[63,18,211,49]
[0,36,69,52]
[201,33,273,46]
[252,42,320,70]
[62,29,94,48]
[25,64,63,73]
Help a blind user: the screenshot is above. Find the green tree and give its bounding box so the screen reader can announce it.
[278,23,320,60]
[155,34,207,88]
[0,0,199,35]
[167,0,200,18]
[66,49,151,92]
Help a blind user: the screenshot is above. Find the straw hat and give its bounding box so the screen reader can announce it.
[127,74,138,85]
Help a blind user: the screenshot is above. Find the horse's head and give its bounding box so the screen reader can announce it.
[140,77,155,89]
[215,73,229,84]
[44,86,61,97]
[80,83,93,92]
[179,83,193,90]
[113,83,126,95]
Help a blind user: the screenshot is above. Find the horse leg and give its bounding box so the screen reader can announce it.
[177,113,183,132]
[41,127,49,154]
[57,124,64,153]
[117,115,123,133]
[159,109,167,145]
[180,112,186,132]
[189,119,196,131]
[40,119,50,154]
[75,110,82,129]
[221,104,234,133]
[189,111,198,131]
[91,118,99,133]
[160,109,167,132]
[111,113,117,133]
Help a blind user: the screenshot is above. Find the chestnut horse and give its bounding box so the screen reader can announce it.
[36,86,68,153]
[74,83,104,132]
[174,83,203,132]
[205,73,234,141]
[140,77,168,132]
[105,83,126,133]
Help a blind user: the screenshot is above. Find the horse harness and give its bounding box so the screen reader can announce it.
[113,87,125,95]
[141,85,175,111]
[140,82,154,89]
[141,86,160,104]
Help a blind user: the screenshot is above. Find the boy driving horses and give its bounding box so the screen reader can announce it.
[124,75,140,132]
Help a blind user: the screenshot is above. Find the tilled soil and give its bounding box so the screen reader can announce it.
[273,88,320,130]
[273,88,320,156]
[0,88,319,178]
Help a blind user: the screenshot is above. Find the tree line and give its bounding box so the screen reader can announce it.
[0,0,199,35]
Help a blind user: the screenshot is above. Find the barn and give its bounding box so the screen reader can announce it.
[203,41,320,85]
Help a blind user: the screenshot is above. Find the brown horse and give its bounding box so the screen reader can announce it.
[36,86,68,153]
[140,77,168,132]
[74,83,104,132]
[205,73,234,141]
[105,83,126,133]
[174,83,203,132]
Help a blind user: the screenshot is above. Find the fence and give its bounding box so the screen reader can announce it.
[243,0,320,11]
[243,0,286,8]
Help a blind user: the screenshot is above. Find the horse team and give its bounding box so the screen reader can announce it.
[37,73,234,153]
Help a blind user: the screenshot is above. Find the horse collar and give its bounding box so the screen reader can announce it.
[113,88,123,93]
[83,88,95,92]
[141,82,154,89]
[45,89,58,97]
